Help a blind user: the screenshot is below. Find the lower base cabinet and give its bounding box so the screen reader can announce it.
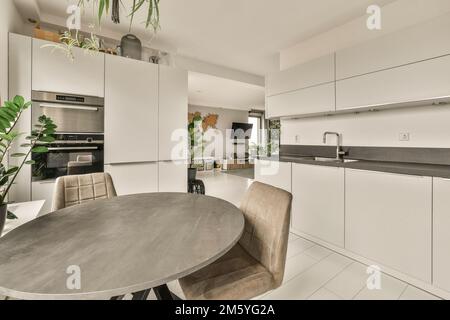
[105,162,158,196]
[433,178,450,292]
[254,159,292,192]
[158,161,187,193]
[345,169,432,283]
[32,180,56,215]
[292,163,345,247]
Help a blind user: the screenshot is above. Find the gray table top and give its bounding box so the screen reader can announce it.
[0,193,245,300]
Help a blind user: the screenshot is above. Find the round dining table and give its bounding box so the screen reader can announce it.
[0,193,245,300]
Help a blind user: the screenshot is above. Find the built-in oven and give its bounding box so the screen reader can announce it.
[32,134,104,181]
[31,91,105,181]
[31,91,104,134]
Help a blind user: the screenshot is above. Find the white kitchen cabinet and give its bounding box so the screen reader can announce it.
[159,65,188,161]
[105,163,158,196]
[105,55,158,164]
[336,55,450,111]
[291,164,345,247]
[336,13,450,80]
[267,82,335,118]
[9,33,32,203]
[32,180,56,215]
[158,161,187,193]
[266,54,334,96]
[32,38,105,97]
[432,178,450,292]
[254,159,291,192]
[345,169,432,283]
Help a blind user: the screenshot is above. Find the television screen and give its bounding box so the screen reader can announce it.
[231,123,253,140]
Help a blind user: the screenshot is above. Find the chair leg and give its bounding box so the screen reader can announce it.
[153,284,181,300]
[131,289,152,300]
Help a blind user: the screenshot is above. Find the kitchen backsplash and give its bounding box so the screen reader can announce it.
[281,103,450,148]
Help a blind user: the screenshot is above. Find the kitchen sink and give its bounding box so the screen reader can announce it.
[281,156,359,163]
[313,157,359,163]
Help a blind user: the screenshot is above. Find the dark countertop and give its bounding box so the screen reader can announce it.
[264,156,450,179]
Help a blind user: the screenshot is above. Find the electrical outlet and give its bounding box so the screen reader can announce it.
[399,133,410,141]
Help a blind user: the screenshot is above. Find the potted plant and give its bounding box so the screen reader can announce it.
[187,113,203,181]
[0,96,56,235]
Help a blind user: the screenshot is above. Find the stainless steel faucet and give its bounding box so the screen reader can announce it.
[323,132,346,160]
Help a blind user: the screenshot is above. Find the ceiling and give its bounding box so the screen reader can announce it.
[32,0,396,76]
[188,72,265,111]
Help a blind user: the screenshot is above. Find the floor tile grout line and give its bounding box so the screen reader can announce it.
[304,263,354,300]
[280,255,322,287]
[307,285,345,301]
[397,284,409,300]
[321,261,364,299]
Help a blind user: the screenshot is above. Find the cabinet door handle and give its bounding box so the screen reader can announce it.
[48,147,99,151]
[40,104,99,112]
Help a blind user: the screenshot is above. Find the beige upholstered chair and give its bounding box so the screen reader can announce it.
[179,181,292,300]
[51,173,117,211]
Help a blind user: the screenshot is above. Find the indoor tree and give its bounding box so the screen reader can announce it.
[0,96,56,225]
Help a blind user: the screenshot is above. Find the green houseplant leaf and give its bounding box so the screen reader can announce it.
[0,98,56,215]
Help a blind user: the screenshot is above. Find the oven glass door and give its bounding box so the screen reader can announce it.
[32,145,104,181]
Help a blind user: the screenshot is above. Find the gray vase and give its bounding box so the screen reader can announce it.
[120,34,142,60]
[0,203,7,236]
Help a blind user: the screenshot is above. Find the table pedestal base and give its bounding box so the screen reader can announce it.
[112,284,181,300]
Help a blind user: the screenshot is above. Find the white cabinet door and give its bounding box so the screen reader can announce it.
[32,39,105,97]
[9,33,32,203]
[336,13,450,80]
[105,55,158,164]
[159,65,188,161]
[336,55,450,111]
[345,169,432,283]
[254,159,291,192]
[267,82,335,118]
[32,180,56,215]
[432,178,450,292]
[158,161,187,193]
[266,54,334,96]
[105,163,158,196]
[291,164,345,247]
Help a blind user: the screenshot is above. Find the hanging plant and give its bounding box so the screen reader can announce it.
[78,0,161,32]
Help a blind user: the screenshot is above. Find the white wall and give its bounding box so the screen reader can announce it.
[188,105,248,157]
[280,0,450,70]
[0,0,25,104]
[282,104,450,148]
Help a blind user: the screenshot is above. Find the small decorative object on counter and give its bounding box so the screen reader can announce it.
[120,34,142,60]
[150,55,160,64]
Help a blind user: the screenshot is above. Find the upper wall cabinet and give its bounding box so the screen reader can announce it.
[267,82,335,118]
[159,65,188,161]
[105,55,158,164]
[336,13,450,80]
[32,39,105,97]
[266,54,334,97]
[336,54,450,111]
